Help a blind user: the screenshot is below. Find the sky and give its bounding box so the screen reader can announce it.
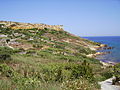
[0,0,120,36]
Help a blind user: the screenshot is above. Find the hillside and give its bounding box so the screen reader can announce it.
[0,21,111,90]
[0,21,100,51]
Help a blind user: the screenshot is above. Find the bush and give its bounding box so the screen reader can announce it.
[41,61,94,82]
[101,70,113,80]
[77,46,95,55]
[113,63,120,78]
[0,53,11,60]
[0,64,14,77]
[0,47,14,60]
[112,63,120,84]
[61,78,99,90]
[0,47,14,54]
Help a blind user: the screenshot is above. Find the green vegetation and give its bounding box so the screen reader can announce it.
[61,78,99,90]
[76,46,96,54]
[0,58,100,90]
[0,26,113,90]
[112,63,120,85]
[0,47,14,61]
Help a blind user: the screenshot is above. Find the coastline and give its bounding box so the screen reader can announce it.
[84,36,120,67]
[87,44,117,67]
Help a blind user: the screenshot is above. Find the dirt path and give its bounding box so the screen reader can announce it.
[99,78,120,90]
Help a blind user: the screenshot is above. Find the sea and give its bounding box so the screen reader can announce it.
[83,36,120,63]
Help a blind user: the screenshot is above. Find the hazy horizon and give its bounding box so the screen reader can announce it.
[0,0,120,36]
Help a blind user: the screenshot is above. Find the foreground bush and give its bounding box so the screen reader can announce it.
[0,59,101,90]
[112,63,120,85]
[42,61,94,82]
[61,78,99,90]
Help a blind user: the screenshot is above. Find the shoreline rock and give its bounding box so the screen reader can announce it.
[86,52,107,58]
[93,44,113,51]
[87,44,116,67]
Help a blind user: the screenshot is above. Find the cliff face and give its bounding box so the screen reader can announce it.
[0,21,63,31]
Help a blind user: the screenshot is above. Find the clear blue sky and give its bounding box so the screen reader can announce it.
[0,0,120,36]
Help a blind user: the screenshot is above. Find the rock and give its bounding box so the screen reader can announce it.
[93,46,101,50]
[100,44,107,47]
[0,21,64,31]
[95,52,102,55]
[0,34,8,37]
[86,54,95,58]
[107,47,114,50]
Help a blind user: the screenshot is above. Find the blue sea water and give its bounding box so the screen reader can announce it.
[83,36,120,63]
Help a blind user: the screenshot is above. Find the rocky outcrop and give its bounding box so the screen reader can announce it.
[0,21,63,31]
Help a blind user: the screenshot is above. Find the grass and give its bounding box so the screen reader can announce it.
[0,61,100,90]
[0,51,102,90]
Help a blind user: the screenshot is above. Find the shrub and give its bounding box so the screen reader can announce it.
[112,63,120,85]
[76,46,95,55]
[0,64,14,77]
[0,53,11,61]
[0,47,14,60]
[0,24,5,28]
[101,70,113,80]
[61,78,99,90]
[42,64,63,82]
[0,47,14,54]
[113,63,120,78]
[41,61,94,83]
